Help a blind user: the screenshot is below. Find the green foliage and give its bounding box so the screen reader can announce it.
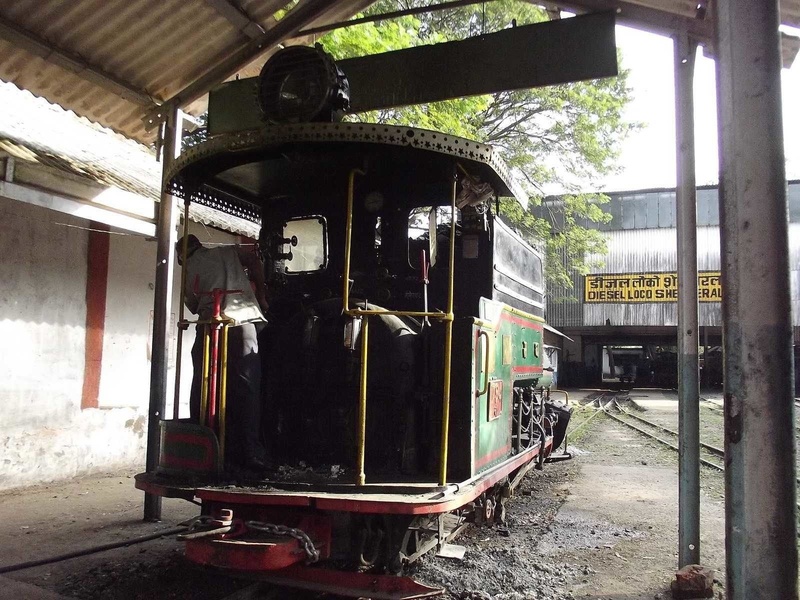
[497,193,610,300]
[320,0,637,295]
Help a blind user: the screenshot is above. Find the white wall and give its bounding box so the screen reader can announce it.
[0,196,90,488]
[0,195,241,490]
[98,220,237,417]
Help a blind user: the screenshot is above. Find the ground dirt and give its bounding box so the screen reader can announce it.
[0,390,729,600]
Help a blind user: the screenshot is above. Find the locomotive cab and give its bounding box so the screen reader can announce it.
[160,132,556,485]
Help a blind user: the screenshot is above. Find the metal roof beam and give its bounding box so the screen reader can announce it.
[0,179,157,236]
[204,0,266,39]
[299,0,499,37]
[540,0,798,67]
[0,15,157,107]
[143,0,342,130]
[536,0,713,42]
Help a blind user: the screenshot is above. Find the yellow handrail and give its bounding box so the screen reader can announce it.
[346,309,446,318]
[356,317,369,485]
[200,325,210,427]
[548,389,570,406]
[342,167,459,487]
[342,168,365,312]
[438,176,457,486]
[219,323,229,459]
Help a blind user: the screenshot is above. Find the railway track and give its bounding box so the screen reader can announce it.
[602,393,800,491]
[600,396,725,472]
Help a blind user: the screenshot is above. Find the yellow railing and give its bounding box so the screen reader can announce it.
[187,315,234,458]
[344,168,458,486]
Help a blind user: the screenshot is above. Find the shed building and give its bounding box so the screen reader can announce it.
[541,181,800,387]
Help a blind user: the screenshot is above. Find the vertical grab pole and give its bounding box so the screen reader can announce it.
[343,168,365,312]
[438,175,458,486]
[200,325,211,426]
[208,322,220,430]
[357,317,369,485]
[172,199,191,420]
[345,167,368,485]
[218,323,229,460]
[715,0,798,596]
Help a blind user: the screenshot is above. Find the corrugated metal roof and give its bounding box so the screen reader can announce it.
[0,80,259,237]
[0,1,797,146]
[0,0,372,145]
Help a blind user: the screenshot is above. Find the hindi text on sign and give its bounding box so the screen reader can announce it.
[584,272,722,303]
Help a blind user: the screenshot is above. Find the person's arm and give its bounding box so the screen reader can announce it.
[237,246,269,313]
[184,272,199,315]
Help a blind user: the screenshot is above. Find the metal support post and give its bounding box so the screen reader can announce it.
[674,32,700,568]
[702,326,709,388]
[143,106,181,521]
[715,0,798,597]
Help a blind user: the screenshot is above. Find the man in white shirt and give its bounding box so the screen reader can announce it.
[179,235,270,472]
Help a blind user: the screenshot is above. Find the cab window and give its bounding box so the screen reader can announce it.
[407,206,453,268]
[283,216,327,273]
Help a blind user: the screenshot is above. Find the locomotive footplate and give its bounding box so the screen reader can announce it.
[135,440,551,515]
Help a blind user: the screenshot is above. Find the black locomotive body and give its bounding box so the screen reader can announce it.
[136,58,570,596]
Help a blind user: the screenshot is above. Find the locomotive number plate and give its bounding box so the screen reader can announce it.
[488,380,503,421]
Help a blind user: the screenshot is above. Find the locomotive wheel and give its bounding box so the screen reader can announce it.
[474,494,496,526]
[483,498,495,522]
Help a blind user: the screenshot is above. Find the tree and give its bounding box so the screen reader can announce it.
[320,0,635,296]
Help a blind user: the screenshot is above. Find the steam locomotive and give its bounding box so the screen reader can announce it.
[136,45,570,598]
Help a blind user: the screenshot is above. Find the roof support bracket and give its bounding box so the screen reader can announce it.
[204,0,266,39]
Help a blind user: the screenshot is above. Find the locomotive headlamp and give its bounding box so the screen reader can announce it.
[258,44,350,124]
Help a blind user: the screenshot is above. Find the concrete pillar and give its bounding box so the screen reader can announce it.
[715,0,798,597]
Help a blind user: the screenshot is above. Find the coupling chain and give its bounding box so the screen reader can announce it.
[176,515,234,541]
[182,515,216,531]
[245,521,320,563]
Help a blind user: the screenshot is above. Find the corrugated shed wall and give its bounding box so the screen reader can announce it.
[547,224,800,328]
[544,183,800,329]
[582,227,720,327]
[545,245,584,327]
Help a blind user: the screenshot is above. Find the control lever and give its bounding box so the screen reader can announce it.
[420,249,430,328]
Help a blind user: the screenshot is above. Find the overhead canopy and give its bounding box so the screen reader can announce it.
[0,0,797,147]
[0,0,373,145]
[0,81,260,237]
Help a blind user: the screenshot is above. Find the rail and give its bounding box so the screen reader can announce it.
[602,399,723,472]
[601,393,800,512]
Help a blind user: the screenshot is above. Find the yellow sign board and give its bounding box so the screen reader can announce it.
[584,272,722,303]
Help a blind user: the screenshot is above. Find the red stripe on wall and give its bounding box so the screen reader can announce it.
[81,223,109,409]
